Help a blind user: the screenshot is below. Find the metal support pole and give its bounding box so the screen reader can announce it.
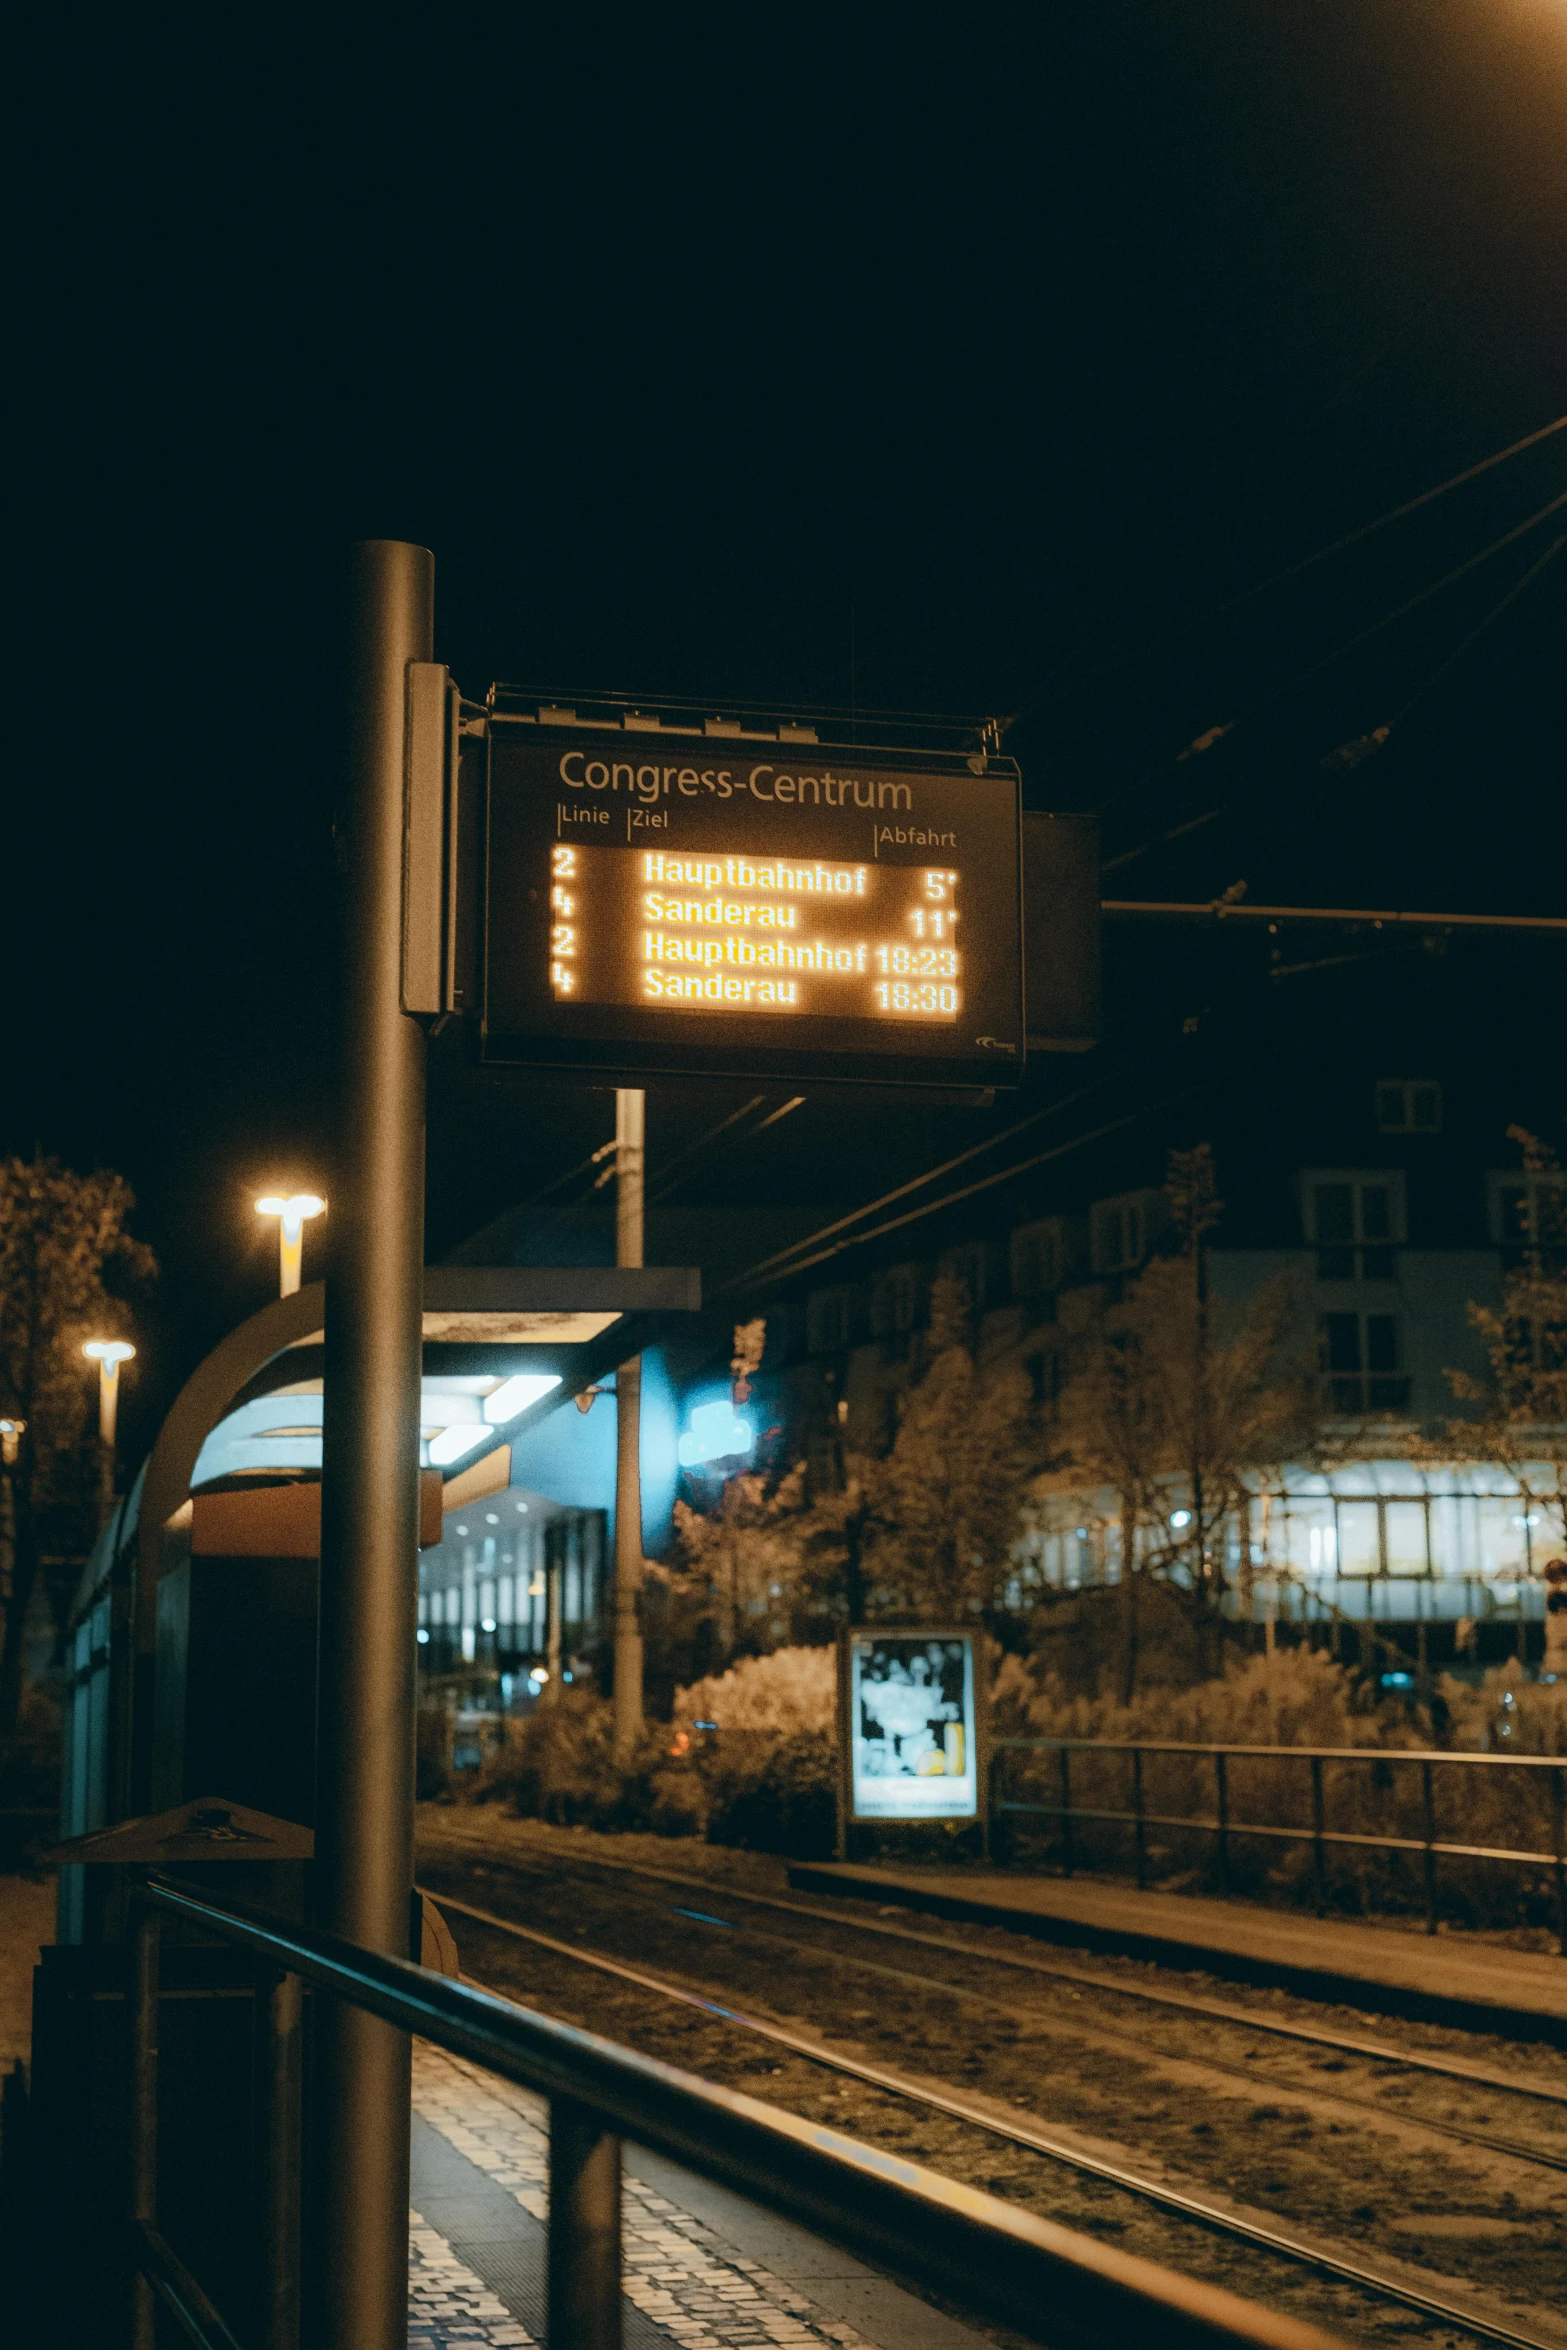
[314,539,433,2350]
[128,1899,160,2350]
[1058,1746,1074,1878]
[1421,1760,1439,1936]
[545,1554,563,1709]
[612,1090,645,1759]
[1131,1746,1147,1890]
[1310,1754,1327,1916]
[548,2096,623,2350]
[257,1966,303,2350]
[1553,1767,1567,1960]
[1214,1750,1230,1894]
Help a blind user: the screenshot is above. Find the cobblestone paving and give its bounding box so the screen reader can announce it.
[408,2207,534,2346]
[412,2042,875,2348]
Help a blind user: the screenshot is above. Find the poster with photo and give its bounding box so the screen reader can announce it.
[845,1632,979,1819]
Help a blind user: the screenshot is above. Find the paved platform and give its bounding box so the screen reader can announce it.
[408,2042,991,2347]
[786,1862,1567,2046]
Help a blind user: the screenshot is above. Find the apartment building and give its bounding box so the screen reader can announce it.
[759,1019,1562,1660]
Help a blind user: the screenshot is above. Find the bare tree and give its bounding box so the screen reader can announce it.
[1050,1146,1312,1693]
[0,1155,156,1743]
[861,1277,1036,1623]
[1444,1126,1567,1554]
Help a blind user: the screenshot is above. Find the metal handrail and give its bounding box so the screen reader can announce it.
[992,1739,1567,1948]
[994,1737,1567,1766]
[126,1874,1348,2350]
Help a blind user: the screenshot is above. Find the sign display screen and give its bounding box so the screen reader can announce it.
[481,729,1024,1088]
[844,1631,980,1821]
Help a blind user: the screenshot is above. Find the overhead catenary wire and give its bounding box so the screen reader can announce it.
[716,1088,1208,1298]
[718,924,1376,1303]
[1387,530,1566,729]
[714,875,1531,1305]
[531,1096,771,1237]
[1003,412,1567,740]
[749,1097,806,1136]
[1278,485,1567,699]
[724,1077,1113,1289]
[1251,529,1567,877]
[1091,490,1567,874]
[644,1096,768,1207]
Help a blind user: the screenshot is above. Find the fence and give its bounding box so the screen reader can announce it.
[993,1739,1567,1950]
[124,1875,1344,2350]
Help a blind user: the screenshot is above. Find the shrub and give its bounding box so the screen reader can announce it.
[992,1642,1567,1932]
[459,1653,841,1859]
[706,1732,837,1859]
[675,1646,836,1736]
[415,1706,453,1802]
[647,1767,710,1839]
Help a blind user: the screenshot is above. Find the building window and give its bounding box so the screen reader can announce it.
[938,1241,990,1310]
[1091,1191,1156,1275]
[1331,1495,1432,1578]
[1010,1220,1061,1298]
[1318,1311,1410,1415]
[1376,1080,1441,1134]
[869,1263,921,1337]
[1302,1170,1405,1281]
[1488,1169,1567,1252]
[807,1285,858,1354]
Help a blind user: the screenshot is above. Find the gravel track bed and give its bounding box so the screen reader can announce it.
[417,1819,1567,2350]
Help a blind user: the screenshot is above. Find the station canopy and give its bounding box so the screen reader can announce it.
[190,1267,700,1491]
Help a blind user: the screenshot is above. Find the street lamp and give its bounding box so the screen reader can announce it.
[255,1193,326,1297]
[84,1340,135,1528]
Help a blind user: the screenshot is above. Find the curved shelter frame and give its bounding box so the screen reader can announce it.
[62,1266,699,1869]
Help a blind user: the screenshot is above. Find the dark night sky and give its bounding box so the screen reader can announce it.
[6,2,1565,1458]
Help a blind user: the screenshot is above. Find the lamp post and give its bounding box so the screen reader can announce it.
[0,1418,23,1634]
[83,1340,134,1529]
[255,1193,326,1297]
[612,1088,645,1758]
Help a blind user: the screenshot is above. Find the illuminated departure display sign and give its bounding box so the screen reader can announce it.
[480,728,1024,1088]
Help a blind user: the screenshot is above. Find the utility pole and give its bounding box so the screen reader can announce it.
[612,1088,645,1757]
[315,539,432,2350]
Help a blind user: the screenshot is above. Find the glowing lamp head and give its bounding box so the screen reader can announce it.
[255,1193,326,1225]
[255,1194,326,1296]
[84,1340,136,1366]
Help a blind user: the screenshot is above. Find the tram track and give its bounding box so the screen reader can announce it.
[417,1827,1567,2350]
[419,1821,1567,2130]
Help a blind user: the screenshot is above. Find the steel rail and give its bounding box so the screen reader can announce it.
[432,1884,1565,2350]
[418,1826,1567,2107]
[137,1876,1339,2350]
[421,1862,1567,2176]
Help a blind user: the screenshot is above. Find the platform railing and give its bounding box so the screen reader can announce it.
[125,1875,1346,2350]
[992,1738,1567,1951]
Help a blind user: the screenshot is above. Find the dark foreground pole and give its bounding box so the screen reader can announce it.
[314,539,433,2350]
[548,2098,624,2349]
